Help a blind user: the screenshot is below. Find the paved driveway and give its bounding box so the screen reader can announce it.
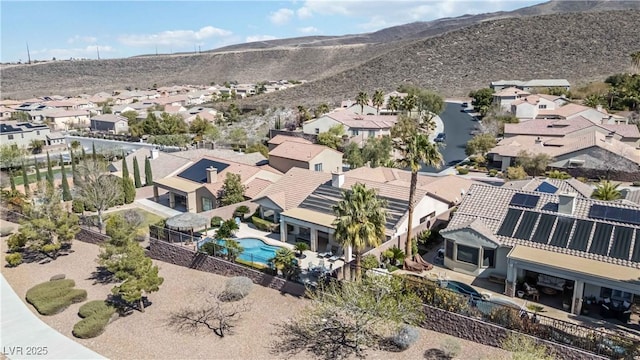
[422,101,476,173]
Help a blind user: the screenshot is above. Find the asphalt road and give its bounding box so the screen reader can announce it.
[421,101,476,173]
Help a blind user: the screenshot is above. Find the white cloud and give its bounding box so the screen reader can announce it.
[67,35,97,44]
[245,35,278,43]
[31,45,115,60]
[118,26,232,47]
[269,8,294,25]
[297,7,313,19]
[298,26,319,34]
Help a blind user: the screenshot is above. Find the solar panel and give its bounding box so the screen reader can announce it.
[497,209,523,237]
[588,205,606,220]
[588,223,613,256]
[531,214,556,243]
[589,204,640,225]
[535,181,558,194]
[568,220,593,251]
[509,194,540,208]
[621,210,640,225]
[550,217,575,248]
[632,229,640,262]
[514,211,539,240]
[609,226,634,260]
[177,159,230,183]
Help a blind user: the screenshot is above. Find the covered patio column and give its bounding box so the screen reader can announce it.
[310,229,318,252]
[505,260,518,297]
[169,192,175,208]
[572,280,585,315]
[153,185,159,202]
[279,218,287,244]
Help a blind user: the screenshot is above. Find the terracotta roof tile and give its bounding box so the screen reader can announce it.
[269,141,341,162]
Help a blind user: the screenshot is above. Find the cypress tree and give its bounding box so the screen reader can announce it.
[46,152,54,188]
[123,176,136,204]
[92,142,97,160]
[60,155,72,201]
[133,156,142,188]
[21,162,30,196]
[34,158,41,182]
[70,151,79,186]
[144,156,153,186]
[81,147,86,160]
[9,172,16,192]
[122,153,129,179]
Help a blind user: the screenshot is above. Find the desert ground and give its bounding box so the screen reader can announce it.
[1,228,511,360]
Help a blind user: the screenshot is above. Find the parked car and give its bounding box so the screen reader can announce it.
[434,132,446,142]
[461,102,468,107]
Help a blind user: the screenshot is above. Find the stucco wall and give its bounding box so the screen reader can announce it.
[311,150,343,174]
[269,155,309,174]
[302,116,341,135]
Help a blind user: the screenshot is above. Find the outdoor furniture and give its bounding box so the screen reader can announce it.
[536,274,565,291]
[328,247,343,262]
[318,244,332,258]
[523,282,539,300]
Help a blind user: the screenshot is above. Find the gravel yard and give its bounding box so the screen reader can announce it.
[1,235,511,360]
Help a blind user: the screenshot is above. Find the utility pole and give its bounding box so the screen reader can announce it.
[155,45,158,56]
[26,42,31,64]
[198,45,201,54]
[96,45,100,60]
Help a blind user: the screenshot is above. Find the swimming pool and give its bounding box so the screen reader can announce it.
[214,238,284,265]
[443,280,483,299]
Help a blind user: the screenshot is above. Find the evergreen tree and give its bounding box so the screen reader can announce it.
[21,161,30,197]
[46,152,54,188]
[132,156,142,188]
[121,153,129,179]
[60,155,72,201]
[10,171,16,192]
[122,176,135,204]
[70,151,79,186]
[34,158,41,182]
[144,156,153,186]
[92,142,97,160]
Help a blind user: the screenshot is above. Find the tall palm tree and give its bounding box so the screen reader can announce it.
[394,132,443,256]
[333,183,387,279]
[631,51,640,74]
[402,93,417,115]
[592,181,621,201]
[372,90,385,115]
[356,92,369,114]
[271,248,297,279]
[421,114,437,135]
[387,96,401,113]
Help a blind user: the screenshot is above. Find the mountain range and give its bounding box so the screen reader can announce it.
[2,0,639,104]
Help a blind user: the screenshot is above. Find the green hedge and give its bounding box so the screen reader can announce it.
[26,279,87,315]
[251,216,278,232]
[73,300,116,339]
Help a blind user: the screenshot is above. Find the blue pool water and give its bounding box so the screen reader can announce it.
[444,280,483,299]
[215,238,283,265]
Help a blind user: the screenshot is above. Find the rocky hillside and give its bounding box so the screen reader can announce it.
[249,10,640,106]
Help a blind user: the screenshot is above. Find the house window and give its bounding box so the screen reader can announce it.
[538,105,547,109]
[456,244,479,265]
[352,129,359,136]
[482,248,495,268]
[8,135,13,140]
[314,163,323,172]
[600,287,633,301]
[368,130,376,138]
[36,131,40,135]
[202,197,214,211]
[315,128,320,134]
[419,211,436,223]
[445,240,454,260]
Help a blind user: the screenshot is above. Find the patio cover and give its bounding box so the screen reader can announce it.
[165,212,209,232]
[508,245,640,283]
[281,208,336,228]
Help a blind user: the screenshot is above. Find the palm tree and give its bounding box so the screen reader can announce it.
[225,239,244,262]
[315,103,330,118]
[297,105,310,127]
[394,131,443,256]
[592,181,621,201]
[372,90,385,115]
[387,96,401,113]
[402,94,417,115]
[332,183,387,279]
[271,248,297,279]
[421,114,437,135]
[356,92,369,114]
[293,242,309,258]
[631,51,640,73]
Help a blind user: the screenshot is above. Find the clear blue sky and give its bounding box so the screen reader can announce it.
[1,0,546,62]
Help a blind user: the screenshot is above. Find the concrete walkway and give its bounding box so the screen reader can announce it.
[0,274,105,360]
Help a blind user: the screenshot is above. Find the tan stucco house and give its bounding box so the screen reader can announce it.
[268,140,343,174]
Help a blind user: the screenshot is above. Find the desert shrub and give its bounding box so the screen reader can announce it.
[488,169,499,177]
[72,199,84,214]
[440,337,461,358]
[210,216,224,228]
[73,315,111,339]
[5,253,23,267]
[456,166,470,175]
[502,333,554,360]
[26,279,87,315]
[49,274,66,281]
[234,205,250,215]
[490,306,525,331]
[361,254,380,271]
[78,300,116,319]
[391,324,420,350]
[251,216,278,232]
[506,166,527,180]
[633,181,640,187]
[219,276,253,302]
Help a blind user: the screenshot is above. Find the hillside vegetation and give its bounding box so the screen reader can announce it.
[2,10,639,104]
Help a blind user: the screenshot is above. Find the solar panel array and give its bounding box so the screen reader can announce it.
[589,204,640,226]
[509,193,540,208]
[177,159,230,183]
[535,181,558,194]
[497,208,639,261]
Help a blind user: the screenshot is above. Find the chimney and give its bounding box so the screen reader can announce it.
[206,167,218,183]
[150,148,159,160]
[331,167,344,188]
[558,192,577,215]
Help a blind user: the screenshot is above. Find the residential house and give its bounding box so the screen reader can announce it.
[303,111,398,141]
[46,132,66,147]
[537,103,627,125]
[267,134,312,151]
[186,90,213,105]
[152,156,282,213]
[489,131,640,180]
[40,109,90,130]
[164,105,187,114]
[493,87,531,111]
[340,100,378,116]
[90,114,128,133]
[0,122,50,148]
[510,94,568,119]
[0,106,15,120]
[503,116,640,146]
[490,79,571,92]
[441,183,640,315]
[502,178,594,199]
[268,141,343,174]
[254,166,477,260]
[152,95,189,107]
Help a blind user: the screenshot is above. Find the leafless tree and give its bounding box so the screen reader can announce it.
[167,290,251,338]
[75,159,122,230]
